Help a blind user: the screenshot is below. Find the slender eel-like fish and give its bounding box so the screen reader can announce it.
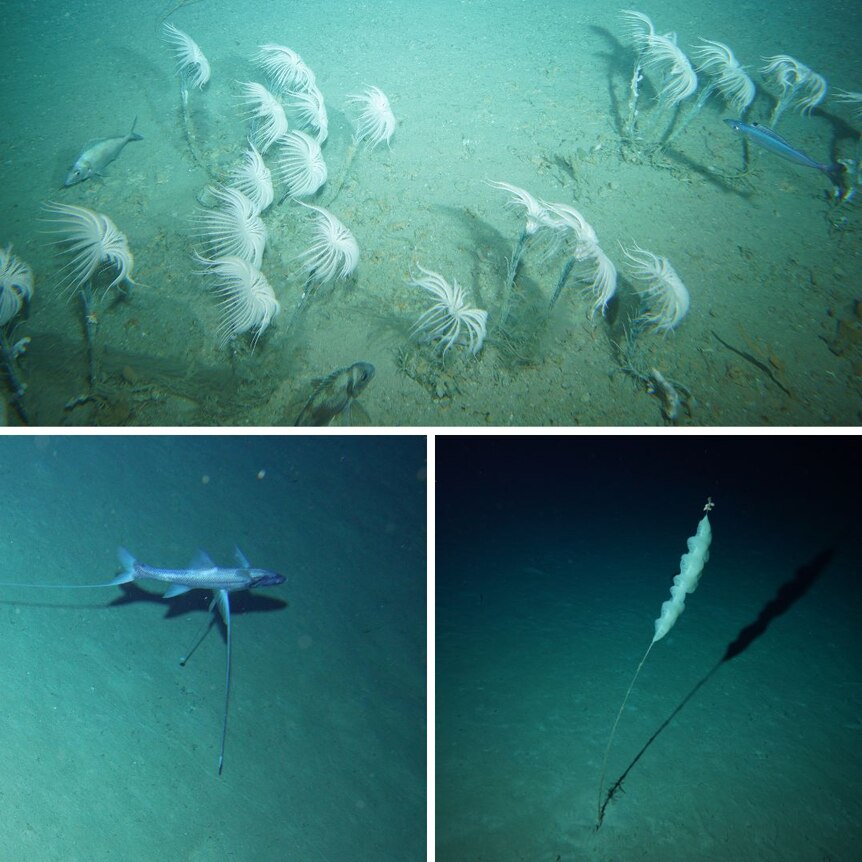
[0,547,285,774]
[724,119,847,192]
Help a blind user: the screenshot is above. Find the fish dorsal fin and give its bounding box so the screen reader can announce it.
[191,549,216,569]
[163,584,192,598]
[234,547,251,568]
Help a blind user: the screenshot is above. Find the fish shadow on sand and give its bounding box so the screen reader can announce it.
[109,581,287,623]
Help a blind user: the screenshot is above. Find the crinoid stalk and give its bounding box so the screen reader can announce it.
[487,180,557,327]
[43,202,138,396]
[284,205,359,338]
[162,23,212,173]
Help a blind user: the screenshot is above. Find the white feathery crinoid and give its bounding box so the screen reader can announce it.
[274,130,328,197]
[762,55,827,116]
[347,86,396,148]
[227,142,273,215]
[834,89,862,121]
[623,243,690,333]
[640,32,698,105]
[487,180,551,236]
[296,203,359,283]
[0,245,33,326]
[43,202,136,296]
[693,39,755,114]
[544,202,617,318]
[162,23,210,89]
[409,264,488,357]
[194,186,267,268]
[237,82,289,153]
[286,82,328,143]
[579,244,617,319]
[255,44,315,93]
[620,9,656,45]
[542,201,599,250]
[535,198,597,264]
[194,253,279,349]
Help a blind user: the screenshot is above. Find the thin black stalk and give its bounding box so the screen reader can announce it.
[549,257,576,310]
[499,228,528,330]
[658,83,714,151]
[283,273,317,339]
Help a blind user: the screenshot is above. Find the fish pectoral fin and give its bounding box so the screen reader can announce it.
[215,589,230,627]
[234,547,251,568]
[163,584,192,599]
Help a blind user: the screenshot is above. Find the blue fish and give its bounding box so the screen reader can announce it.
[724,119,846,190]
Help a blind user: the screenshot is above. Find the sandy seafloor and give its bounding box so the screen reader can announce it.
[436,437,862,861]
[1,0,861,425]
[0,436,427,861]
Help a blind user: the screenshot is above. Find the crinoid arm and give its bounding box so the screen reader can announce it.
[620,9,655,45]
[228,143,274,215]
[237,82,289,153]
[408,264,487,357]
[347,86,396,149]
[641,33,698,106]
[162,22,210,89]
[274,130,328,198]
[693,39,755,114]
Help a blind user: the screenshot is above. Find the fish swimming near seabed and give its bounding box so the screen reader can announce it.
[0,546,286,774]
[64,117,144,186]
[724,118,847,193]
[295,361,375,426]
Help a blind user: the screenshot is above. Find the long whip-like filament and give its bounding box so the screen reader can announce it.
[596,639,654,828]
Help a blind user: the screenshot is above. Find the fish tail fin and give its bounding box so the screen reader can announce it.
[112,546,137,585]
[129,116,144,142]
